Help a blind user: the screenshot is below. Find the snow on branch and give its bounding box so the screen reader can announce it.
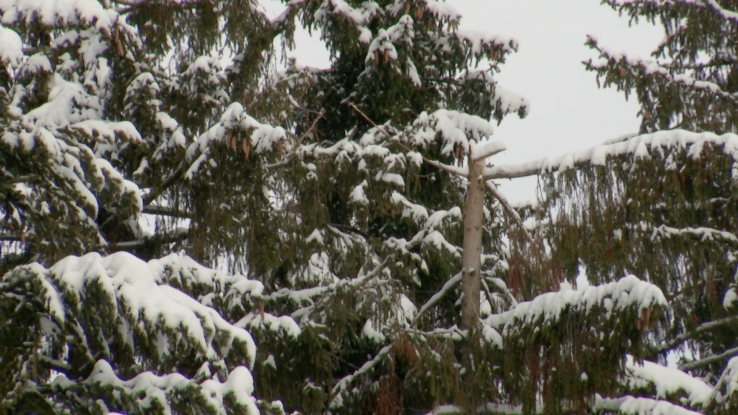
[484,129,738,180]
[330,344,392,409]
[459,70,530,121]
[471,139,506,161]
[0,251,268,413]
[414,272,462,324]
[454,30,518,55]
[151,253,265,307]
[485,275,667,335]
[186,103,287,178]
[588,47,738,101]
[657,315,738,352]
[0,24,22,67]
[679,345,738,372]
[595,394,703,415]
[650,225,738,244]
[622,355,713,408]
[409,109,494,156]
[3,252,259,365]
[0,0,117,33]
[706,356,738,412]
[605,0,738,24]
[52,359,259,414]
[421,157,469,177]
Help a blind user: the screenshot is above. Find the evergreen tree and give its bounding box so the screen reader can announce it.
[503,1,738,413]
[0,1,687,414]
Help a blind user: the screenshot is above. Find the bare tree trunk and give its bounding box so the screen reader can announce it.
[460,157,486,412]
[461,158,485,331]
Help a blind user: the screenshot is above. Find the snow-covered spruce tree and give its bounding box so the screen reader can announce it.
[239,2,668,415]
[0,0,673,414]
[495,1,738,414]
[0,0,302,274]
[0,251,276,414]
[0,0,298,413]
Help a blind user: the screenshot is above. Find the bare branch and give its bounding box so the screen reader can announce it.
[423,158,469,178]
[141,205,192,219]
[679,345,738,371]
[109,228,189,249]
[658,314,738,353]
[296,111,325,146]
[484,181,534,245]
[413,272,462,326]
[348,103,394,139]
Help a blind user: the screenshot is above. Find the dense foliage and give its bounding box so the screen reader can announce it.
[1,0,736,415]
[514,0,738,413]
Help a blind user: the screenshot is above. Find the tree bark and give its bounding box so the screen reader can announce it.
[461,158,485,331]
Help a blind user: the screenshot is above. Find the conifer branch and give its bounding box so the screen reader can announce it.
[327,223,369,239]
[142,160,188,207]
[421,158,470,178]
[100,160,188,231]
[141,205,192,219]
[679,344,738,371]
[657,314,738,353]
[480,278,497,315]
[484,181,534,245]
[39,356,72,373]
[108,227,189,249]
[296,111,325,146]
[347,103,468,178]
[413,272,462,326]
[331,344,392,400]
[348,103,394,139]
[702,0,738,24]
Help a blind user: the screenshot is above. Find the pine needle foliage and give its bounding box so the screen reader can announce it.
[0,1,687,414]
[509,1,738,414]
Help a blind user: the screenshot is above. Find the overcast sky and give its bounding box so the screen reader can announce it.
[263,0,664,203]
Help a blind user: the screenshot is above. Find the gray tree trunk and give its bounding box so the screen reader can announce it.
[461,157,485,331]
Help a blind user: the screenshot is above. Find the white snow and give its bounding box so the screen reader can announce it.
[471,139,506,161]
[485,274,667,334]
[349,180,370,205]
[485,129,738,179]
[595,394,703,415]
[0,24,22,67]
[623,355,712,407]
[36,252,260,366]
[708,356,738,411]
[0,0,117,32]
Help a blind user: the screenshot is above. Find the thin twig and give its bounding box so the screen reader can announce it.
[296,111,325,146]
[484,181,534,245]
